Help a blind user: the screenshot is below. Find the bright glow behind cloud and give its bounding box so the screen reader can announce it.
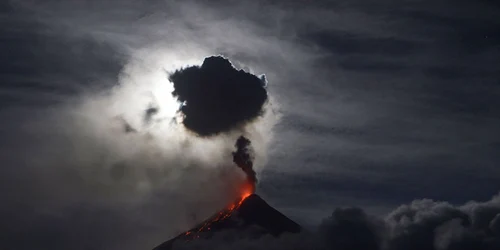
[110,47,205,131]
[62,43,278,205]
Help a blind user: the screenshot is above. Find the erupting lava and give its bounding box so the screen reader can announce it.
[239,182,253,201]
[182,182,254,239]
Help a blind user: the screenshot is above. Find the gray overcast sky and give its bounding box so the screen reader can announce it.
[1,0,499,249]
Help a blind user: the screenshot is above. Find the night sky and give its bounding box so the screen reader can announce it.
[1,0,499,249]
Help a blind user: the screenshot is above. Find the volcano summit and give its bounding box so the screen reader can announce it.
[152,194,302,250]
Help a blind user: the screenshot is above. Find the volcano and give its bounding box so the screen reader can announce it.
[152,194,302,250]
[152,136,300,249]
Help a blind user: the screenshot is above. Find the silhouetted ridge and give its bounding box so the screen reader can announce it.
[238,194,301,235]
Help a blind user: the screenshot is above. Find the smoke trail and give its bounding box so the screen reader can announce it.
[232,136,257,192]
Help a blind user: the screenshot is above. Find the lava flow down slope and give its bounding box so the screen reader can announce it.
[152,136,302,250]
[152,194,302,250]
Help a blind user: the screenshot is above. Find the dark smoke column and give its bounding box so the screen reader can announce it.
[169,56,267,194]
[232,136,257,192]
[169,56,268,136]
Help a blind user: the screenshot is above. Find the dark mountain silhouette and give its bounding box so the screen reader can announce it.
[152,194,302,250]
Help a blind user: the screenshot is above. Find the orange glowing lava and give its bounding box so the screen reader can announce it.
[241,191,251,201]
[183,181,255,240]
[239,181,254,202]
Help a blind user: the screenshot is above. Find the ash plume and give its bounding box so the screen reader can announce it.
[232,136,257,190]
[169,56,268,136]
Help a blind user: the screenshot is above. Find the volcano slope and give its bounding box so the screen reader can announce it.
[152,194,302,250]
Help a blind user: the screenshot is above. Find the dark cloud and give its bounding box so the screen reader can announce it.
[169,56,268,136]
[0,206,130,250]
[318,207,384,250]
[0,3,125,108]
[338,59,408,73]
[303,32,419,57]
[314,194,500,250]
